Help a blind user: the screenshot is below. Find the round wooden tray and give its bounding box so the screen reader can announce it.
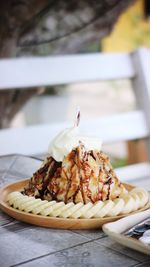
[0,179,149,229]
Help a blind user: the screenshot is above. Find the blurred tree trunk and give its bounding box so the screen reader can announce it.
[0,89,40,128]
[0,0,134,129]
[0,0,49,128]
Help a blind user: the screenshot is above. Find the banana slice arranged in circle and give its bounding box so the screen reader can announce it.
[120,194,135,214]
[107,199,125,217]
[7,187,149,219]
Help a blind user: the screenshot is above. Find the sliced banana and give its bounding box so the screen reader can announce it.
[41,202,65,216]
[13,196,36,209]
[33,201,56,215]
[120,195,134,214]
[7,191,22,202]
[82,201,104,219]
[8,192,24,205]
[24,199,43,212]
[16,196,34,210]
[61,202,83,218]
[130,188,149,208]
[7,186,149,219]
[94,200,114,218]
[129,192,141,211]
[107,198,124,216]
[29,200,49,214]
[52,202,74,217]
[71,202,93,219]
[18,197,38,211]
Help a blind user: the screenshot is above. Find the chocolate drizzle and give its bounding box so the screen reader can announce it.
[73,186,80,203]
[43,160,61,191]
[24,146,124,204]
[105,176,113,200]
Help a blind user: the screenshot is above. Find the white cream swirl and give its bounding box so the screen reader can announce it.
[48,126,102,162]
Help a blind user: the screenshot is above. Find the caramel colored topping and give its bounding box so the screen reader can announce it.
[24,145,125,204]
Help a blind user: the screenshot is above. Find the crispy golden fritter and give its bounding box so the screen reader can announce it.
[24,144,125,204]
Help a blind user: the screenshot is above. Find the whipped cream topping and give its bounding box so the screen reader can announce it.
[48,126,102,162]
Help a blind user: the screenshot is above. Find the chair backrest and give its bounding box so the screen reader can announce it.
[0,52,134,89]
[0,48,150,168]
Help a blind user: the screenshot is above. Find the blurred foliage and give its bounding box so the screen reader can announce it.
[102,0,150,52]
[111,157,127,169]
[43,85,67,95]
[19,38,100,57]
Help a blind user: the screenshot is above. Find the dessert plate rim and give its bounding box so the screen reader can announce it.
[0,179,149,230]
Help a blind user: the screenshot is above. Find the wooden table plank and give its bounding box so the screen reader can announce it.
[0,210,14,227]
[0,155,17,187]
[96,237,150,262]
[0,225,90,267]
[14,241,138,267]
[72,229,106,240]
[0,155,41,187]
[132,263,150,267]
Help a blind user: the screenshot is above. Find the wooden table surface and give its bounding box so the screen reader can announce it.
[0,155,150,267]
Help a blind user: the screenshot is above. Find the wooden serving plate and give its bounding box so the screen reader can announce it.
[0,179,149,230]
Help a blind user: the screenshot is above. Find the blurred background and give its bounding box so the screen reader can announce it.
[0,0,150,166]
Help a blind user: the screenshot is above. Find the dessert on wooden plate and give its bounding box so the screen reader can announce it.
[7,112,149,220]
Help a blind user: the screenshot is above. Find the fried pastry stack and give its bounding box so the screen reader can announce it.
[24,144,125,204]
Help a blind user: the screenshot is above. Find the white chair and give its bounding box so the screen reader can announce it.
[0,47,150,185]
